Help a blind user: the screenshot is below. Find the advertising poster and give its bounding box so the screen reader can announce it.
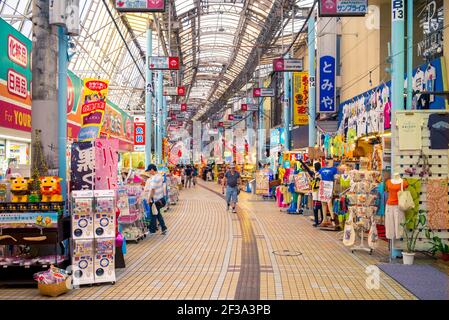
[0,18,32,132]
[78,78,109,141]
[293,72,309,125]
[70,141,95,191]
[94,139,118,190]
[115,0,166,12]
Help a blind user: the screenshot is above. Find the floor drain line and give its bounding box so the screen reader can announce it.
[273,250,303,257]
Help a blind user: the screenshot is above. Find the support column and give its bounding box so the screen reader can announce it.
[145,25,153,168]
[406,0,413,110]
[31,0,59,174]
[257,84,265,162]
[157,71,163,164]
[283,58,291,151]
[57,27,68,200]
[308,12,316,147]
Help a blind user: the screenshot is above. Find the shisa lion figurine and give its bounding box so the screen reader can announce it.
[39,176,63,202]
[10,177,33,202]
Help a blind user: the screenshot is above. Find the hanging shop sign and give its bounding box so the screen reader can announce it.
[78,78,109,141]
[415,0,444,62]
[0,18,32,133]
[94,139,119,190]
[318,55,336,113]
[253,88,274,97]
[70,141,94,191]
[272,58,304,72]
[180,104,187,112]
[293,71,309,125]
[318,0,367,17]
[148,56,179,70]
[163,86,185,96]
[134,122,145,146]
[228,114,244,121]
[241,103,259,112]
[115,0,166,12]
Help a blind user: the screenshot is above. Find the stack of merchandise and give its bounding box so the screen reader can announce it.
[34,266,71,297]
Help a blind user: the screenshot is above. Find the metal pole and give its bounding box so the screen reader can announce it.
[145,25,153,168]
[406,0,413,110]
[57,27,68,201]
[283,52,291,151]
[391,0,405,259]
[308,11,316,147]
[157,71,163,164]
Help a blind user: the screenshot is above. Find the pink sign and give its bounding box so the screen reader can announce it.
[319,0,337,15]
[273,58,285,72]
[0,100,31,132]
[95,138,119,190]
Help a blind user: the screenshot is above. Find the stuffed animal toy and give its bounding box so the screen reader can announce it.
[39,176,63,202]
[10,177,33,202]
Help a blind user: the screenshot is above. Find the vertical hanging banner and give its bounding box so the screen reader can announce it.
[78,78,109,141]
[317,17,337,114]
[293,72,309,125]
[70,141,95,191]
[134,122,145,146]
[94,139,119,190]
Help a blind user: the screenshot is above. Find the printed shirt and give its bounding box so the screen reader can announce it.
[147,173,165,201]
[428,113,449,149]
[225,171,240,188]
[396,114,423,150]
[318,167,338,182]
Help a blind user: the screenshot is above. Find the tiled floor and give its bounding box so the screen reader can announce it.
[0,181,420,300]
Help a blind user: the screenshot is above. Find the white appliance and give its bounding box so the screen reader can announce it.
[71,191,94,240]
[94,238,116,283]
[72,239,94,286]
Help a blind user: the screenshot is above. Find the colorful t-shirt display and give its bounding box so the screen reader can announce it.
[318,167,338,182]
[396,113,423,150]
[428,113,449,149]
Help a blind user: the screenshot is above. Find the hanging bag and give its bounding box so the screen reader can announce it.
[398,180,414,211]
[151,201,159,216]
[343,211,356,247]
[368,218,379,249]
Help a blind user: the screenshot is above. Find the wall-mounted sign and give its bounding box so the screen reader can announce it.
[8,35,28,68]
[416,0,444,61]
[273,58,303,72]
[115,0,166,12]
[392,0,404,21]
[148,56,179,70]
[228,114,244,121]
[134,122,145,146]
[180,104,187,112]
[253,88,274,97]
[7,69,27,99]
[163,86,185,96]
[318,0,368,17]
[318,55,336,113]
[293,72,309,125]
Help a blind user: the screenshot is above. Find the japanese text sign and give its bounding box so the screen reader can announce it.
[134,122,145,146]
[318,55,336,113]
[293,72,309,125]
[115,0,166,12]
[273,58,303,72]
[319,0,367,17]
[148,56,179,70]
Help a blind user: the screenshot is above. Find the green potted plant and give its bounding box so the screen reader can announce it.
[400,210,428,265]
[426,234,449,262]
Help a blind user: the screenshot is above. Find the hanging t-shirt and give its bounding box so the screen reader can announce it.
[384,101,391,129]
[428,113,449,149]
[318,167,338,181]
[424,64,436,104]
[396,113,423,150]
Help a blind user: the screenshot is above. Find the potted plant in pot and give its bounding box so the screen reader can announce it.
[400,211,427,265]
[426,234,449,262]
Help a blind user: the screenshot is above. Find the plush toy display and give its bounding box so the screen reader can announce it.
[10,177,33,202]
[39,176,63,202]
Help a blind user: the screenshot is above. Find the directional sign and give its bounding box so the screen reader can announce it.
[163,86,186,96]
[148,56,179,70]
[273,58,304,72]
[253,88,274,97]
[241,103,259,111]
[115,0,166,12]
[228,114,244,121]
[169,103,187,111]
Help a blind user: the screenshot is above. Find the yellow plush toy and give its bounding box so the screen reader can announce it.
[10,177,33,202]
[39,176,62,202]
[39,176,63,202]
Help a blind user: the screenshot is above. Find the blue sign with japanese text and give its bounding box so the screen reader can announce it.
[319,55,336,113]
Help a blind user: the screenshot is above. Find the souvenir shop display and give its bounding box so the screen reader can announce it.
[34,265,71,297]
[255,170,271,196]
[343,170,382,254]
[70,191,116,286]
[0,176,69,285]
[118,186,147,242]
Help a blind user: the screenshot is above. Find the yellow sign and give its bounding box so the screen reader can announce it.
[293,72,309,126]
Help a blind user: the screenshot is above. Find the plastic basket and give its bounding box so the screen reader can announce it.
[38,279,70,297]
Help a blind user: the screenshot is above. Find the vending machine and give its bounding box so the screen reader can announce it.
[71,191,94,240]
[94,238,116,284]
[93,190,116,238]
[72,239,95,286]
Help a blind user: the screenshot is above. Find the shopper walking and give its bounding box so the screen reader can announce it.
[144,164,168,235]
[222,164,241,213]
[192,165,198,186]
[184,165,193,188]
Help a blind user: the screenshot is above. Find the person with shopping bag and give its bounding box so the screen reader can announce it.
[143,164,168,235]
